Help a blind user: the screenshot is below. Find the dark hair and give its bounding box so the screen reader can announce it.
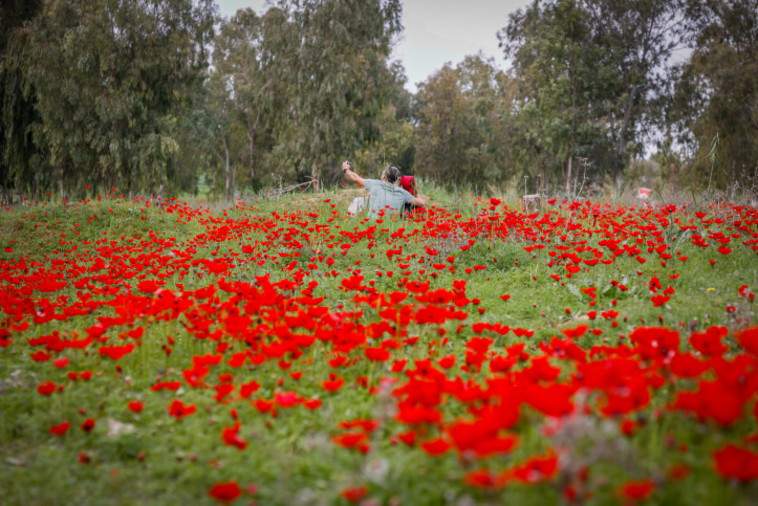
[383,165,400,183]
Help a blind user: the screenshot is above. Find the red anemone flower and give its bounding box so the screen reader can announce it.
[127,401,144,413]
[713,444,758,482]
[80,418,96,433]
[208,481,242,504]
[167,399,196,419]
[616,478,655,501]
[49,421,71,436]
[340,485,368,503]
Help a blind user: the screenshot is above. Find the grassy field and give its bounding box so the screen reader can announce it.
[1,189,757,505]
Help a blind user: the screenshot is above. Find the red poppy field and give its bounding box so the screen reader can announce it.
[1,192,757,505]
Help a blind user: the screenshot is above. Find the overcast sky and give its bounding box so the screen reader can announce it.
[215,0,530,92]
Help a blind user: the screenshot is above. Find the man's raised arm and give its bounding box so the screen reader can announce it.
[342,161,365,187]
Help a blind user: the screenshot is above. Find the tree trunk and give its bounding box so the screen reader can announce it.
[232,162,237,202]
[617,85,639,160]
[249,131,255,180]
[224,137,231,202]
[247,112,259,180]
[59,160,66,204]
[311,157,321,192]
[566,155,573,196]
[211,169,217,202]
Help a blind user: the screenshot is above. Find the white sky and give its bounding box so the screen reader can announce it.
[214,0,530,92]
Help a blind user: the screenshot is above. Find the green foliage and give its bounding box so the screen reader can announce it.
[0,0,46,202]
[350,62,416,178]
[498,0,688,194]
[1,0,216,200]
[352,104,416,180]
[1,0,757,203]
[207,7,286,199]
[666,0,758,192]
[414,55,510,188]
[273,0,402,189]
[205,0,403,195]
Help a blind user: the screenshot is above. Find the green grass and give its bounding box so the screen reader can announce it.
[0,191,757,505]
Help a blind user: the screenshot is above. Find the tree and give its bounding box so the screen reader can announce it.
[414,65,473,186]
[500,0,608,192]
[0,0,45,202]
[351,60,416,179]
[172,80,218,198]
[582,0,689,162]
[20,0,216,198]
[414,55,509,188]
[499,0,688,193]
[209,7,286,199]
[271,0,403,190]
[456,54,512,184]
[667,0,758,190]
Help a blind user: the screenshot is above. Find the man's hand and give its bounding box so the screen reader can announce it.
[412,194,429,207]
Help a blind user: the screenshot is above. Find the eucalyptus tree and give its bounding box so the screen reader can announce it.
[414,55,508,188]
[499,0,688,193]
[500,0,616,193]
[0,0,45,201]
[351,60,416,179]
[21,0,216,198]
[582,0,689,162]
[667,0,758,190]
[210,6,293,197]
[271,0,403,190]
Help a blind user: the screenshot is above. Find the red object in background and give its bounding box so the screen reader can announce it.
[399,176,416,196]
[638,187,652,199]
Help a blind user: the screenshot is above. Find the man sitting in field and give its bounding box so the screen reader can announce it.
[342,161,427,219]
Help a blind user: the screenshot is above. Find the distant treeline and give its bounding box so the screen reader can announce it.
[1,0,756,202]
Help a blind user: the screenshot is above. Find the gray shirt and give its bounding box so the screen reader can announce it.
[363,179,414,219]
